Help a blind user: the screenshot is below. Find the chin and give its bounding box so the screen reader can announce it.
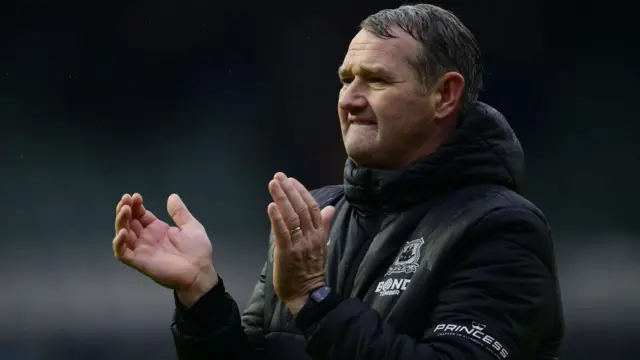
[345,147,377,167]
[343,132,381,165]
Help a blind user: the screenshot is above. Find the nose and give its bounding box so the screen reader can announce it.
[338,84,368,112]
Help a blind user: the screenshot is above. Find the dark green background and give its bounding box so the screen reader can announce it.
[1,1,638,359]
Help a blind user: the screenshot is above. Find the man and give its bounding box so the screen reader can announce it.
[113,4,563,360]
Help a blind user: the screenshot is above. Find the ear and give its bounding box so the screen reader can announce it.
[432,72,465,120]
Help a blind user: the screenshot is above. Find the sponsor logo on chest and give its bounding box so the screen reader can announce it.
[374,237,425,297]
[385,237,425,276]
[374,278,411,297]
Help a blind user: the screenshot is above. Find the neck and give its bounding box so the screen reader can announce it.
[395,116,458,169]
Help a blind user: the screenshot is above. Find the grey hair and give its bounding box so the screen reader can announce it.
[361,4,484,113]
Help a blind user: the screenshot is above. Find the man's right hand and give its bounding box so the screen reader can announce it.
[113,193,218,308]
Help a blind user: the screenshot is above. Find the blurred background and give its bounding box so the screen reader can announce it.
[1,0,639,359]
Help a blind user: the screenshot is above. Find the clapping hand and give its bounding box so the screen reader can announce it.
[113,193,218,307]
[267,173,335,314]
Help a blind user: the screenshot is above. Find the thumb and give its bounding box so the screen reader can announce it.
[320,205,335,232]
[167,194,202,231]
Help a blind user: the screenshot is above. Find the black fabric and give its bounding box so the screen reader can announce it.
[303,207,562,360]
[174,276,228,334]
[170,102,564,360]
[294,291,344,333]
[172,275,262,360]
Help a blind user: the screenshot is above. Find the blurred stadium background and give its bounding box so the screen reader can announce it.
[1,0,638,359]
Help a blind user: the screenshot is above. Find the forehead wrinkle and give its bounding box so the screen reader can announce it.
[338,29,423,83]
[340,48,396,75]
[338,63,391,77]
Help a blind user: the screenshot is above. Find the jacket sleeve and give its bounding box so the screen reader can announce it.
[294,208,561,360]
[171,262,268,360]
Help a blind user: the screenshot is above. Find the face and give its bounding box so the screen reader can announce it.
[338,29,437,169]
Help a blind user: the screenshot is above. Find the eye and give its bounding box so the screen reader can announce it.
[340,77,353,85]
[369,77,387,84]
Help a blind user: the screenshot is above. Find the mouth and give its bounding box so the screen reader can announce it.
[348,118,377,125]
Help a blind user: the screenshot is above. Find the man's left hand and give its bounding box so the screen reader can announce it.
[267,172,335,315]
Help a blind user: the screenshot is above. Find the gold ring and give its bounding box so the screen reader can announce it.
[288,227,302,235]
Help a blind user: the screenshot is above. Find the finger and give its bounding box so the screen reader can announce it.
[131,193,157,227]
[290,178,322,229]
[115,205,132,235]
[166,226,182,248]
[113,228,135,263]
[269,179,301,236]
[272,173,313,232]
[321,206,336,233]
[130,210,158,237]
[116,193,133,215]
[130,218,144,237]
[167,194,202,232]
[268,202,291,251]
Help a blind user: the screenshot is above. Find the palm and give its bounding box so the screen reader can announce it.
[113,193,214,291]
[133,219,209,289]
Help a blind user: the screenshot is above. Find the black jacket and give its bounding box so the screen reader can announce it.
[171,102,564,360]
